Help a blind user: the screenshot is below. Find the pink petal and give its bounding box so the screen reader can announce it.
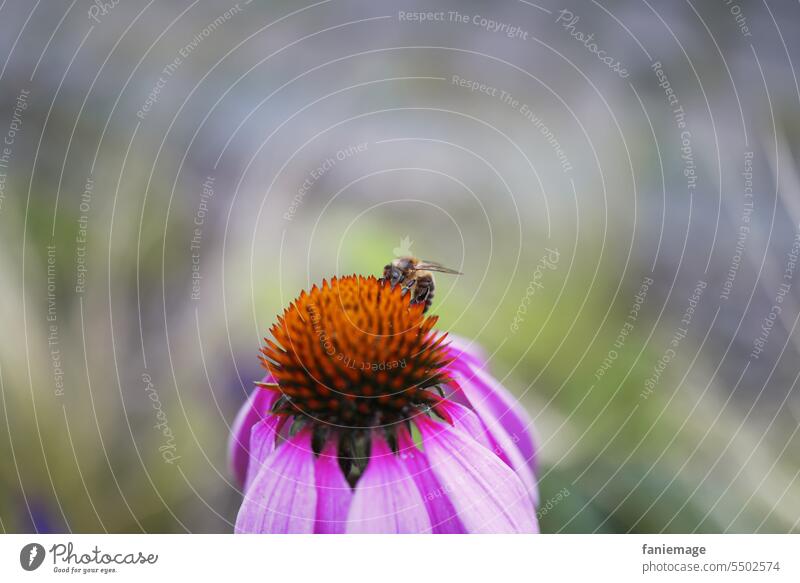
[436,399,493,451]
[438,397,538,505]
[346,432,432,534]
[446,334,489,365]
[449,359,537,470]
[417,416,539,533]
[244,415,283,492]
[446,367,539,506]
[397,428,465,533]
[228,379,279,487]
[314,440,352,534]
[235,430,317,533]
[483,415,540,507]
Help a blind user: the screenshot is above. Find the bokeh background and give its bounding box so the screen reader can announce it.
[1,0,799,533]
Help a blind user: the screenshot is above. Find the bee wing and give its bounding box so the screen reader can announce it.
[415,260,462,275]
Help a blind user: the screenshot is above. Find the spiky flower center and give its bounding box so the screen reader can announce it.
[260,275,452,429]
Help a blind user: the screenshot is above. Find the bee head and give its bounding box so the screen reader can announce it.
[387,256,417,285]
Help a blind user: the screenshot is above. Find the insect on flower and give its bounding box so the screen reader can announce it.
[229,275,538,533]
[379,256,462,313]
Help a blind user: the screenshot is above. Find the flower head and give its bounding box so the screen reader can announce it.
[230,275,538,533]
[260,275,451,428]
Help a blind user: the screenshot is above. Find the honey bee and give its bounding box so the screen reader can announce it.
[379,256,462,313]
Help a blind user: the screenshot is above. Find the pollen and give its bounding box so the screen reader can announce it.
[260,275,453,427]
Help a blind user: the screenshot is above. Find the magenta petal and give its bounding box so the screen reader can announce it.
[234,430,317,534]
[446,334,489,366]
[482,414,540,507]
[314,441,352,534]
[228,380,279,487]
[418,417,539,533]
[397,429,465,533]
[438,398,538,506]
[436,399,493,451]
[244,416,283,491]
[346,433,432,534]
[450,359,537,469]
[449,367,539,506]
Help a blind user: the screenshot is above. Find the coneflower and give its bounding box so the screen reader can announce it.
[229,275,538,533]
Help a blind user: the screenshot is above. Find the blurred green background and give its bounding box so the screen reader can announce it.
[0,0,799,533]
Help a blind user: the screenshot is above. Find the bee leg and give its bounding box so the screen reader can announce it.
[401,279,416,296]
[425,289,434,313]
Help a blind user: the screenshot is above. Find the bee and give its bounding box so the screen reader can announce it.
[379,256,462,313]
